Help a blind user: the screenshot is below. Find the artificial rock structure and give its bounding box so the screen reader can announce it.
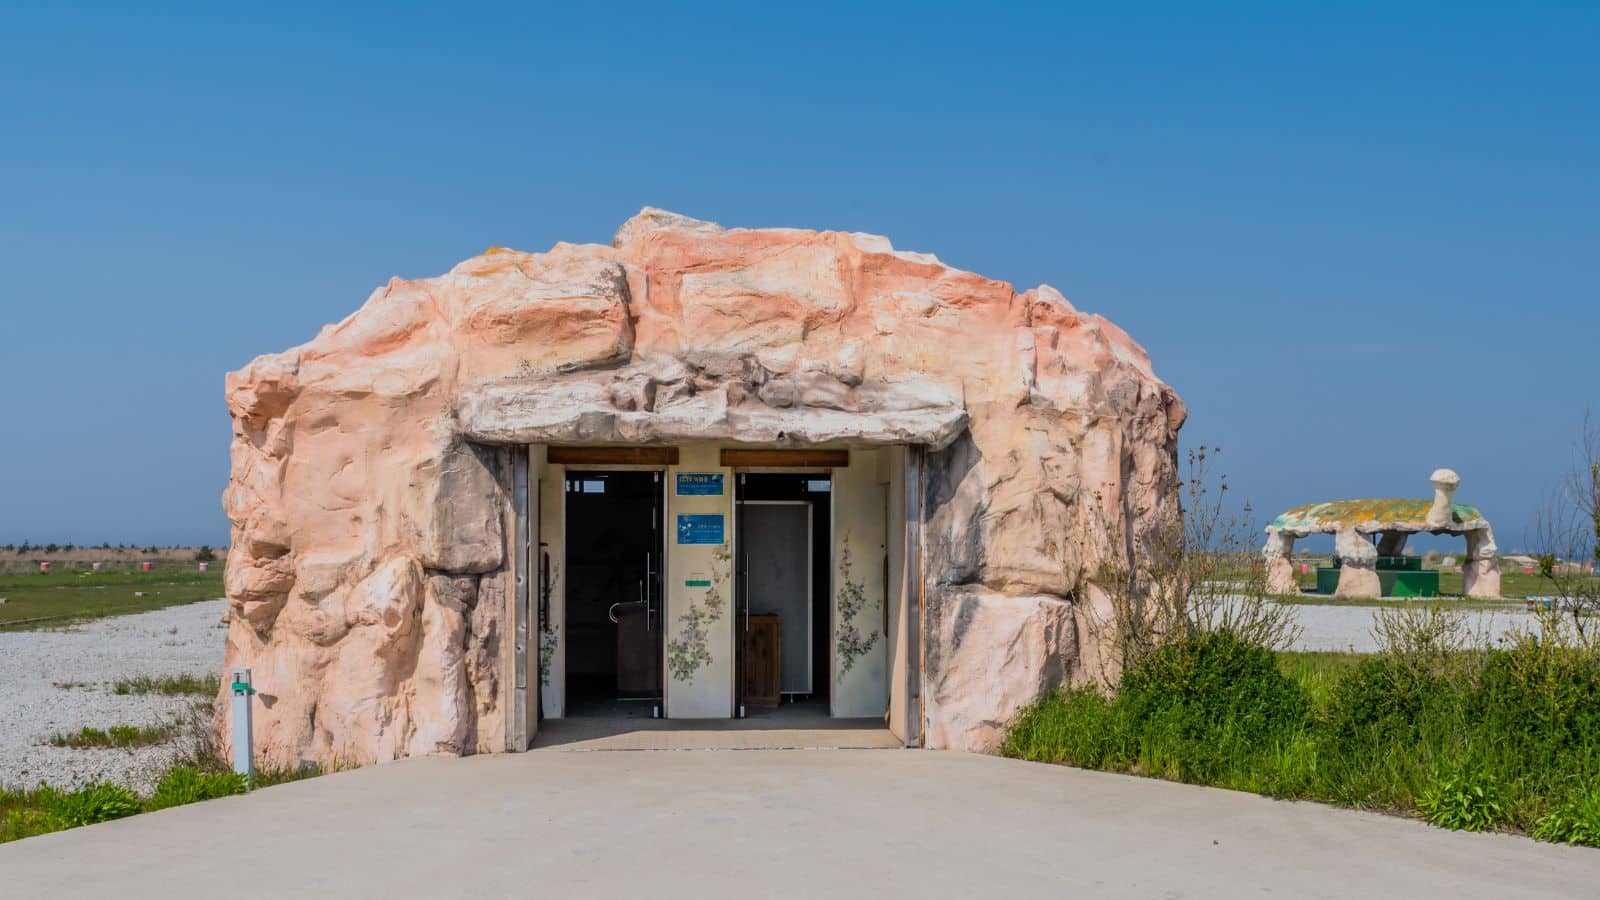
[1263,469,1501,600]
[220,208,1185,767]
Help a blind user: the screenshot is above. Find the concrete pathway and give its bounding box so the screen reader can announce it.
[2,750,1593,898]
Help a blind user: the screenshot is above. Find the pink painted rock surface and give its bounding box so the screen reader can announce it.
[221,208,1185,764]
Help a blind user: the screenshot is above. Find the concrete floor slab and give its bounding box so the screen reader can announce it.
[1,750,1593,899]
[532,715,900,750]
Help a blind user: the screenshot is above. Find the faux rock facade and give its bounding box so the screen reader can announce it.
[221,208,1185,765]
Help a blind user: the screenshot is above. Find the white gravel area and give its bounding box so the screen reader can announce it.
[1290,603,1539,653]
[0,599,228,792]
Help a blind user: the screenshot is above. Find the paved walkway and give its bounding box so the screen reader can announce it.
[2,750,1593,898]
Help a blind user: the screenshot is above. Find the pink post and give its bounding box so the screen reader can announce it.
[1525,565,1534,574]
[92,562,103,572]
[197,562,209,573]
[141,561,152,573]
[39,561,50,573]
[1299,563,1308,574]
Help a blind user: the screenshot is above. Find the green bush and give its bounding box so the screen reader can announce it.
[1117,631,1310,781]
[1004,626,1600,846]
[1121,632,1309,738]
[44,783,141,828]
[1003,687,1123,768]
[1531,788,1600,847]
[1418,769,1505,832]
[1323,656,1455,750]
[1469,636,1600,760]
[147,767,248,811]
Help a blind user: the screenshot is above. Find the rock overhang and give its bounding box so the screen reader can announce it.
[453,368,971,450]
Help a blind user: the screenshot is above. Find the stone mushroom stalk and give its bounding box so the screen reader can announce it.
[1426,468,1461,530]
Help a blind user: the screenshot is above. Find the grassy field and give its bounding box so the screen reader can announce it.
[1290,562,1593,601]
[0,565,225,630]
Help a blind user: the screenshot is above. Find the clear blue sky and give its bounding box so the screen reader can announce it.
[2,3,1595,549]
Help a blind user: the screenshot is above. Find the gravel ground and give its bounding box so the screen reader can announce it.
[1291,603,1538,652]
[0,599,228,792]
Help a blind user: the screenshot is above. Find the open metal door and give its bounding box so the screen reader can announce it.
[513,447,540,750]
[651,471,665,717]
[734,476,747,717]
[614,471,665,716]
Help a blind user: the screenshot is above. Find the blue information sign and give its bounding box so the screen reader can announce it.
[675,473,724,496]
[676,514,725,545]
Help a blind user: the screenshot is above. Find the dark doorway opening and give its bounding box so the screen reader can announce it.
[735,472,833,718]
[563,470,663,718]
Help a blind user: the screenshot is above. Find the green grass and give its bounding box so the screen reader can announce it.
[1,763,326,843]
[1004,636,1600,848]
[2,750,327,845]
[46,723,181,749]
[1290,566,1593,601]
[111,673,219,697]
[0,568,223,630]
[1275,650,1370,705]
[1275,593,1524,610]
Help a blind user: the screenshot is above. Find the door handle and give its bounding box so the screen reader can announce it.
[641,577,652,631]
[609,601,625,624]
[539,551,550,626]
[644,553,655,631]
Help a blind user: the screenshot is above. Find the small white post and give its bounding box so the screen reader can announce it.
[229,668,254,783]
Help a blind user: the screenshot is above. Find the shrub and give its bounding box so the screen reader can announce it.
[1117,631,1310,781]
[1120,632,1309,738]
[1469,635,1600,761]
[1323,656,1455,750]
[1531,788,1600,847]
[147,767,247,811]
[1003,687,1124,768]
[1417,769,1505,832]
[194,545,217,562]
[44,783,141,828]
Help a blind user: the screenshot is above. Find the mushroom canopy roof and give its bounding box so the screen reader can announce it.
[1269,498,1488,536]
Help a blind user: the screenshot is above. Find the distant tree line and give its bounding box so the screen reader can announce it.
[2,543,207,555]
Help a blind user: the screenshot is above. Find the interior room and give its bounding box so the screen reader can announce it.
[562,470,663,718]
[736,472,833,718]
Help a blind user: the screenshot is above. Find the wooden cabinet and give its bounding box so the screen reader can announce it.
[742,614,781,709]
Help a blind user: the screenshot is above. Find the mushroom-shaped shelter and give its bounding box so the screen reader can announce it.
[1263,469,1499,599]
